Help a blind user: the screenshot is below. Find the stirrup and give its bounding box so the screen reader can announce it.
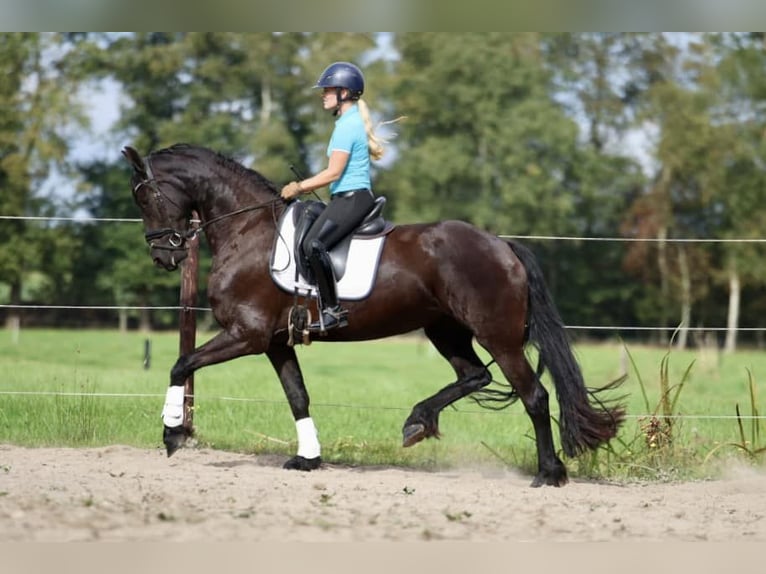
[309,306,348,333]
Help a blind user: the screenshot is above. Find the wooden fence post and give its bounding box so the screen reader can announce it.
[180,212,199,436]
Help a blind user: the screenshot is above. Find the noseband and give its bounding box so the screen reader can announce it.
[143,227,187,250]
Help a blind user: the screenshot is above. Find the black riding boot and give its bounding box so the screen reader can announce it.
[307,241,348,332]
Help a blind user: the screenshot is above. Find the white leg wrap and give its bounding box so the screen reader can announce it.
[295,417,321,459]
[162,386,185,428]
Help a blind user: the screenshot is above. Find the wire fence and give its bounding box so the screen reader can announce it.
[4,213,766,242]
[4,214,766,330]
[2,304,766,332]
[2,213,766,423]
[1,390,764,422]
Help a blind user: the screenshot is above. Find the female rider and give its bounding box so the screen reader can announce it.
[281,61,386,332]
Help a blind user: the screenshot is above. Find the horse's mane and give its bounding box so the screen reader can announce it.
[151,143,280,197]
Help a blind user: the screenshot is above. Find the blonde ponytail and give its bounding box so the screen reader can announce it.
[357,98,405,162]
[357,99,384,161]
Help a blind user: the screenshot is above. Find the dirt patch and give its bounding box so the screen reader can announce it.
[1,444,764,542]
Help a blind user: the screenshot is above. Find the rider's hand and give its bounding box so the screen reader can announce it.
[281,181,303,200]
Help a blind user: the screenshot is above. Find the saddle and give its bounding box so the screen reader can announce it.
[291,196,389,283]
[270,197,393,302]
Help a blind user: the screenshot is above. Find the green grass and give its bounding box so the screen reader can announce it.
[0,328,764,481]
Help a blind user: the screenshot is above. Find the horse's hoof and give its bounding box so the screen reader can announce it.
[402,423,426,447]
[530,469,569,488]
[163,425,188,458]
[283,455,322,471]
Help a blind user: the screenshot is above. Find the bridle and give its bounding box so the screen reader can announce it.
[133,157,284,253]
[132,158,187,250]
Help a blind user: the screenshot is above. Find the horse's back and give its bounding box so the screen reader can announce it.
[388,219,521,272]
[382,219,526,308]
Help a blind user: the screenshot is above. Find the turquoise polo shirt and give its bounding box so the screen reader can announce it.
[327,105,371,194]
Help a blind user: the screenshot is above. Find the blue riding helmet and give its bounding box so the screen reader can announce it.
[314,62,364,99]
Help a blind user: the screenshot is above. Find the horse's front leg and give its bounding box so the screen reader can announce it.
[162,330,254,456]
[266,343,321,471]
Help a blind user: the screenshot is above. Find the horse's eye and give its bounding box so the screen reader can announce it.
[133,185,150,206]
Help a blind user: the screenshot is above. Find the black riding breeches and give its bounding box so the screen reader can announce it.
[302,189,375,254]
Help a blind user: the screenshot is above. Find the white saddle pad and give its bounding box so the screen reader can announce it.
[270,204,387,301]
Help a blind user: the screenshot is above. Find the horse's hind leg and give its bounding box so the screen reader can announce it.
[402,318,491,447]
[487,344,568,487]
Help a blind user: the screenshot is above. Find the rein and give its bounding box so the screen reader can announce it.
[192,198,284,238]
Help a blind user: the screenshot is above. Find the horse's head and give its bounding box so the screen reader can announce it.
[122,146,193,271]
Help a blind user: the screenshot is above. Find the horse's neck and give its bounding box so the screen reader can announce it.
[196,182,279,251]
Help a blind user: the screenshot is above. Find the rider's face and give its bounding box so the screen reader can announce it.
[322,87,347,110]
[321,87,336,109]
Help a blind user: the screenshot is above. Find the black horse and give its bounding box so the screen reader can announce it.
[123,143,624,487]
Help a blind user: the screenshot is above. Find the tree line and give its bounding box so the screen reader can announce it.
[1,32,765,349]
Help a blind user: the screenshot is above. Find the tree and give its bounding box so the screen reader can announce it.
[710,33,766,351]
[71,33,201,330]
[384,33,578,233]
[0,33,87,328]
[379,33,645,328]
[615,33,766,351]
[542,33,649,329]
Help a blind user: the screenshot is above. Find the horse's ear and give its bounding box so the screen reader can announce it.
[122,146,147,178]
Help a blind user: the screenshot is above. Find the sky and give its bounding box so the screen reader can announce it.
[36,79,123,214]
[72,79,123,162]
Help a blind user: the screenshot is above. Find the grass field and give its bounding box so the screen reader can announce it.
[1,328,764,481]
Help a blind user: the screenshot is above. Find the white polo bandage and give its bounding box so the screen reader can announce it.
[161,386,185,427]
[296,417,321,459]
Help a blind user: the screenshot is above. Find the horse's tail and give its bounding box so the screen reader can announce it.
[506,239,625,457]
